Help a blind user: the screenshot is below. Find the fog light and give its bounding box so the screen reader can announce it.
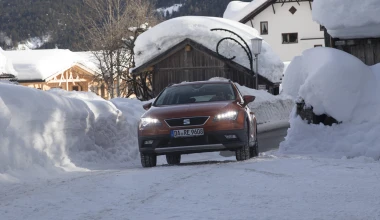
[144,140,154,145]
[225,135,237,139]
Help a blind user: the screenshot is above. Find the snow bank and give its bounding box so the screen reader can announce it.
[135,16,284,83]
[0,85,144,176]
[238,85,293,124]
[209,77,293,124]
[280,47,380,160]
[0,48,17,76]
[223,1,250,20]
[312,0,380,38]
[280,112,380,160]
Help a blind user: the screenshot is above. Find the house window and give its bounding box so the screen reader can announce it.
[72,86,79,91]
[282,33,298,44]
[289,6,297,14]
[314,45,323,47]
[260,21,268,35]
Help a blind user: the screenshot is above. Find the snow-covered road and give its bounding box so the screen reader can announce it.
[1,153,380,220]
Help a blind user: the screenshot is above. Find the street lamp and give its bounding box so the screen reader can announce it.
[251,37,263,90]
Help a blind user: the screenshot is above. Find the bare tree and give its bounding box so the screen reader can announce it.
[77,0,159,99]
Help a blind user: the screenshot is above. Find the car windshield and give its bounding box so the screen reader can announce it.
[154,83,236,106]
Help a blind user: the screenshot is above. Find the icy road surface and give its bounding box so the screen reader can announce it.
[1,153,380,220]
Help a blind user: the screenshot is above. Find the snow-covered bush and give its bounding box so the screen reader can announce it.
[280,47,380,160]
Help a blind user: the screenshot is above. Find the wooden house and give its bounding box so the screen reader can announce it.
[313,0,380,65]
[4,49,111,99]
[132,38,280,96]
[324,34,380,66]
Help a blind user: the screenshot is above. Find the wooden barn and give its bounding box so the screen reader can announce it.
[132,38,280,96]
[325,34,380,66]
[317,1,380,65]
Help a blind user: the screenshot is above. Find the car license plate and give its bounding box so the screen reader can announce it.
[171,128,204,138]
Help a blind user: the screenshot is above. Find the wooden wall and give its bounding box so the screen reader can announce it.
[335,38,380,65]
[152,45,258,96]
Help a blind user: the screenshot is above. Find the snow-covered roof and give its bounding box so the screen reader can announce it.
[313,0,380,39]
[73,51,101,73]
[223,1,250,20]
[4,49,98,81]
[134,16,283,83]
[223,0,271,22]
[0,48,17,76]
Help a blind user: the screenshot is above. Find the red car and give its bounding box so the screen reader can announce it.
[138,80,258,167]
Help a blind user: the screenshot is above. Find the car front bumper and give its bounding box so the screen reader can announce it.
[139,129,246,155]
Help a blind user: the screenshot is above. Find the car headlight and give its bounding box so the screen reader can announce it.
[214,111,238,121]
[139,117,161,129]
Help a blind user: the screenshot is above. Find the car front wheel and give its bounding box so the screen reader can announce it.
[140,153,157,168]
[236,121,250,161]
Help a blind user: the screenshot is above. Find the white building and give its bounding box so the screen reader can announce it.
[224,0,325,62]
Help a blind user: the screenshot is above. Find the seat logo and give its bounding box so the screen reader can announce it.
[183,119,190,125]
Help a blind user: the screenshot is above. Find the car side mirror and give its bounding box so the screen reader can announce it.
[243,95,255,107]
[143,102,152,110]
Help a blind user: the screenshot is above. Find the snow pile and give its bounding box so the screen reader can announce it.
[282,47,376,123]
[313,0,380,38]
[47,89,104,101]
[157,4,183,16]
[238,84,293,124]
[223,1,250,20]
[280,47,380,159]
[223,0,268,22]
[0,84,144,176]
[135,16,284,83]
[4,49,98,81]
[209,77,293,124]
[0,48,17,76]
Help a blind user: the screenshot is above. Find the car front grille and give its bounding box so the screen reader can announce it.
[157,135,221,148]
[165,116,210,127]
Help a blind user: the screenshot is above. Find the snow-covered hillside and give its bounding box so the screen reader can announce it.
[157,4,183,16]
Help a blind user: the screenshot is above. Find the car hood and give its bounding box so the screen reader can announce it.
[143,101,238,119]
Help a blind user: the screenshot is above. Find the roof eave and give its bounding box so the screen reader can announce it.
[240,0,277,24]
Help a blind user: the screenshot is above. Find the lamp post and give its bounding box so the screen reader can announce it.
[211,28,263,90]
[251,37,263,90]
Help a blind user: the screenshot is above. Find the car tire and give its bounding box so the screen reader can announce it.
[236,121,250,161]
[140,153,157,168]
[250,129,259,158]
[166,154,181,165]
